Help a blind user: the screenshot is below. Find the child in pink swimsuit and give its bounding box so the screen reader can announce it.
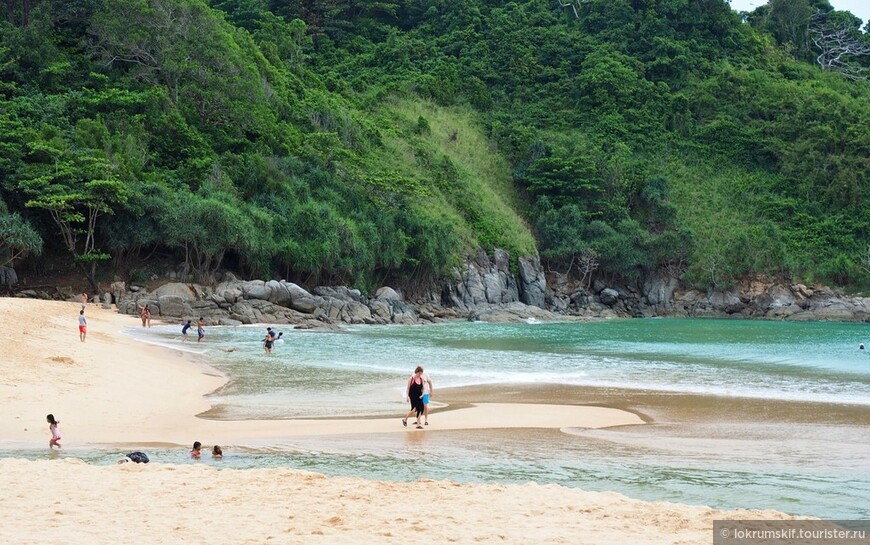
[47,414,61,448]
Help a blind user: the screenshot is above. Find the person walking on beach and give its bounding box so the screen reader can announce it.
[144,306,152,328]
[197,317,205,343]
[47,414,61,449]
[402,366,425,429]
[420,367,433,426]
[182,320,192,342]
[80,292,88,309]
[78,309,87,342]
[138,304,148,327]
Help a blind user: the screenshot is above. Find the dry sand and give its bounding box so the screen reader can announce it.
[0,297,793,544]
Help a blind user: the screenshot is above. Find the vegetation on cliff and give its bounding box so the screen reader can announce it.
[0,0,868,293]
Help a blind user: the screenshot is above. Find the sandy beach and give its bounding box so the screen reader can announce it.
[0,297,796,543]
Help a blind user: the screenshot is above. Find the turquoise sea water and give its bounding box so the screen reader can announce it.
[136,318,870,418]
[10,318,870,519]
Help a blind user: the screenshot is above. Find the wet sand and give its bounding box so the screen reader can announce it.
[439,383,870,426]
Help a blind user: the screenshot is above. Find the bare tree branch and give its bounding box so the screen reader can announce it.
[577,248,599,290]
[557,0,591,19]
[810,13,870,80]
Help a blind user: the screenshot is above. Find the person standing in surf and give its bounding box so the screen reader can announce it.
[402,366,425,429]
[263,328,274,354]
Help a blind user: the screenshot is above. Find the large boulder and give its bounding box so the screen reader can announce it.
[154,283,196,301]
[754,284,796,313]
[341,300,373,324]
[265,280,293,306]
[313,286,366,303]
[808,299,858,321]
[285,283,320,314]
[369,300,393,321]
[157,295,192,317]
[599,288,620,306]
[241,280,270,301]
[0,266,17,287]
[374,286,402,302]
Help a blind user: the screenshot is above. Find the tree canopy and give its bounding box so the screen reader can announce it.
[1,0,869,291]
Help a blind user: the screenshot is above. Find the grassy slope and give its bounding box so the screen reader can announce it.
[379,97,537,259]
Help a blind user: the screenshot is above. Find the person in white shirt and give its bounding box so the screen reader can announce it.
[78,310,87,342]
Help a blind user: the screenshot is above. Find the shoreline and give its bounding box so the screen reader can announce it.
[5,297,867,449]
[0,298,644,448]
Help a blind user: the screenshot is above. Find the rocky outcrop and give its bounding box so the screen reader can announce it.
[13,247,870,325]
[446,249,520,307]
[544,273,870,323]
[468,302,558,323]
[99,249,550,327]
[518,255,546,308]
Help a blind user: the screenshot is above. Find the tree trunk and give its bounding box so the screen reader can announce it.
[77,261,100,294]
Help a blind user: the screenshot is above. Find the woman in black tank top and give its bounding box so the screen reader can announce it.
[402,366,426,429]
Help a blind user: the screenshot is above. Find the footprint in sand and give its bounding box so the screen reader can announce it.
[48,356,76,365]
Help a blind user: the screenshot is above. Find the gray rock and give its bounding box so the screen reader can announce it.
[518,255,546,308]
[241,280,270,301]
[599,288,620,306]
[229,301,256,324]
[375,286,403,302]
[462,264,487,305]
[219,317,243,326]
[785,310,818,321]
[341,301,372,324]
[157,295,192,317]
[285,283,320,314]
[550,294,570,312]
[569,289,592,307]
[314,286,365,303]
[369,300,392,321]
[482,271,504,304]
[0,266,18,286]
[643,271,678,307]
[471,302,556,323]
[809,300,857,321]
[154,283,196,301]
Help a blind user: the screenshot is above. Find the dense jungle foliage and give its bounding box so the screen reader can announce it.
[1,0,869,293]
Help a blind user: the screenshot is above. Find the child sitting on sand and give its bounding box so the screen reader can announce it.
[47,414,61,449]
[191,441,202,459]
[212,445,223,459]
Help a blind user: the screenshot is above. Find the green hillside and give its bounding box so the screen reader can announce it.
[1,0,868,293]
